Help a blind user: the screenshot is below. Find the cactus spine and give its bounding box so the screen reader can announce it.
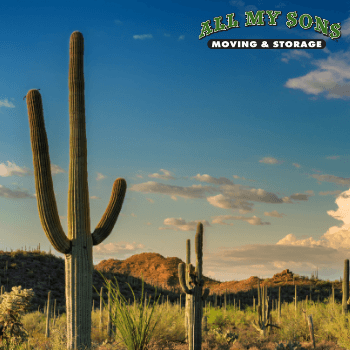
[178,222,210,350]
[343,259,349,315]
[26,31,126,350]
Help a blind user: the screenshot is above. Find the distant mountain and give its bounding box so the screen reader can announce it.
[0,249,344,316]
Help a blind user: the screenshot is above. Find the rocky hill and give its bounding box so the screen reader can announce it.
[0,249,345,317]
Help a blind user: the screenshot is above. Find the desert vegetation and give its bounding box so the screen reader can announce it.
[0,247,350,350]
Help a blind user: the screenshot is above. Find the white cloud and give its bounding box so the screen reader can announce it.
[0,98,15,109]
[178,35,185,40]
[264,210,285,218]
[148,169,175,180]
[292,163,301,168]
[96,173,106,181]
[0,161,32,177]
[159,218,211,231]
[310,174,350,186]
[93,241,148,261]
[207,194,254,212]
[281,50,312,64]
[133,34,153,40]
[284,51,350,99]
[130,181,218,199]
[0,184,35,199]
[193,174,234,185]
[259,157,281,164]
[51,164,65,175]
[212,214,270,226]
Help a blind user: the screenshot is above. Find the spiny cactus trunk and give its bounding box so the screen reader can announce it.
[65,30,93,349]
[179,223,210,350]
[26,31,126,350]
[343,259,349,315]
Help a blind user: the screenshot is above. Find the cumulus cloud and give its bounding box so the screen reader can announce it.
[130,181,218,199]
[159,218,211,231]
[148,169,175,180]
[133,34,153,40]
[292,163,301,168]
[264,210,285,218]
[284,51,350,99]
[0,185,35,199]
[212,215,270,226]
[274,188,350,251]
[193,174,234,185]
[178,35,185,40]
[259,157,282,164]
[0,161,32,177]
[310,174,350,186]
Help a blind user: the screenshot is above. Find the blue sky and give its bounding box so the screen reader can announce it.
[1,0,350,283]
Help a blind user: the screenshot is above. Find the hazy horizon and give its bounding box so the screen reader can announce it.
[2,1,350,283]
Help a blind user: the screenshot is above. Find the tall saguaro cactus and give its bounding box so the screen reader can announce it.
[184,239,194,349]
[178,223,210,350]
[26,31,127,350]
[343,259,349,315]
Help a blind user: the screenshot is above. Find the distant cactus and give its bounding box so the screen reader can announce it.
[343,259,349,315]
[26,31,126,349]
[178,222,210,350]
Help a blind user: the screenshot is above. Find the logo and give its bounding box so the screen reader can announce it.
[199,11,341,49]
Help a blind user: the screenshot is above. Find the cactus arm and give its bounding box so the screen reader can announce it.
[202,288,210,301]
[179,263,193,295]
[194,222,203,280]
[27,90,71,255]
[91,178,127,245]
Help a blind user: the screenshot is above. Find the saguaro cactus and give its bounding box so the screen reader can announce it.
[184,239,194,348]
[343,259,349,315]
[178,222,210,350]
[26,31,126,350]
